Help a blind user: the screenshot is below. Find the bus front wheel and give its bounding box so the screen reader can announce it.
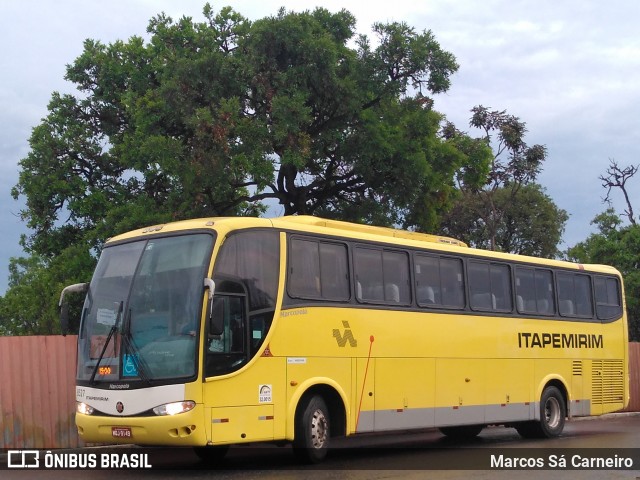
[293,395,330,464]
[516,386,566,438]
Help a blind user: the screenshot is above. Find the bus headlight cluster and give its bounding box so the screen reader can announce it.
[153,401,196,416]
[76,402,95,415]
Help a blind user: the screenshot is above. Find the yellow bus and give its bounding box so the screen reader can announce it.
[61,215,629,463]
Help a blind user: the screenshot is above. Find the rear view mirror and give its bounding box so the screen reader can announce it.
[60,301,70,337]
[209,296,226,336]
[59,283,89,336]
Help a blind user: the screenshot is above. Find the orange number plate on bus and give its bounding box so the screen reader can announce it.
[112,427,132,438]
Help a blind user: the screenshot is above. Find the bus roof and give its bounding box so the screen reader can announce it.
[274,216,468,247]
[106,215,620,276]
[107,215,466,247]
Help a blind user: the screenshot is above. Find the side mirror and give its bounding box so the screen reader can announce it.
[209,296,226,336]
[59,283,89,336]
[60,301,70,337]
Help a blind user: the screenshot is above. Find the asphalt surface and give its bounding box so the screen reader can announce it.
[2,413,640,479]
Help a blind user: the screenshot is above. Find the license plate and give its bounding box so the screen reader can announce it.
[112,427,132,438]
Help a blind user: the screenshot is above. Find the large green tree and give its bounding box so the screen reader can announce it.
[567,210,640,341]
[3,5,491,334]
[13,5,488,258]
[439,106,567,257]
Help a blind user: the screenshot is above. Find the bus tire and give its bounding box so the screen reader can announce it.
[516,386,566,438]
[293,395,330,464]
[439,424,484,439]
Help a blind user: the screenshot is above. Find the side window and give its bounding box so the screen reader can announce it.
[575,275,594,317]
[383,250,411,304]
[354,247,410,304]
[289,239,321,298]
[557,272,594,319]
[515,267,554,315]
[415,254,464,309]
[319,242,350,301]
[215,230,279,312]
[288,238,349,301]
[354,248,384,302]
[595,276,622,320]
[557,273,573,316]
[213,230,279,371]
[468,260,512,312]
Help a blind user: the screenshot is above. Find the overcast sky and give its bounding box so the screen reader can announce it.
[1,0,639,293]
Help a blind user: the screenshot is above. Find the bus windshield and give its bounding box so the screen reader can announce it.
[76,233,214,384]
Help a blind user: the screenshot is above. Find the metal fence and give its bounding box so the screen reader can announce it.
[1,335,639,448]
[626,342,640,412]
[0,335,81,448]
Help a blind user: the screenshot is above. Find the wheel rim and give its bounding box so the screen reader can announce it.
[544,396,561,429]
[310,408,329,449]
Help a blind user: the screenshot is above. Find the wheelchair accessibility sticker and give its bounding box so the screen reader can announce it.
[122,354,139,377]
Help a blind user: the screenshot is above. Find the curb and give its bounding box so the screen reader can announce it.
[569,411,640,421]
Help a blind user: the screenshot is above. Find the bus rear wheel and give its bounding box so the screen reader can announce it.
[293,395,330,464]
[516,386,566,438]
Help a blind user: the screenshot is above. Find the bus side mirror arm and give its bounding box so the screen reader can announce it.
[204,278,216,300]
[204,278,216,320]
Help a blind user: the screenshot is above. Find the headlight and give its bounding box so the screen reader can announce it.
[77,402,95,415]
[153,401,196,416]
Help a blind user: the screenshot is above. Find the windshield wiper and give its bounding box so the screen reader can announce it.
[89,301,123,385]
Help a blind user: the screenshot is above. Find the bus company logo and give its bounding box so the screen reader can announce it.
[7,450,39,469]
[518,332,604,349]
[116,401,124,413]
[333,321,357,347]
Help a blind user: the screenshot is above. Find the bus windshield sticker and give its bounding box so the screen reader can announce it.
[97,308,117,326]
[122,354,139,377]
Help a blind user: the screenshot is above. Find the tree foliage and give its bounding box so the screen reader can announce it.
[600,158,638,225]
[569,159,640,341]
[13,4,486,258]
[443,183,568,257]
[439,106,567,257]
[2,4,492,334]
[0,245,93,335]
[567,209,640,341]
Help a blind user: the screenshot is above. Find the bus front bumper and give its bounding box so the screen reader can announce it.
[76,404,207,446]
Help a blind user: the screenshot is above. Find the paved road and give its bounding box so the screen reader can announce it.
[3,413,640,479]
